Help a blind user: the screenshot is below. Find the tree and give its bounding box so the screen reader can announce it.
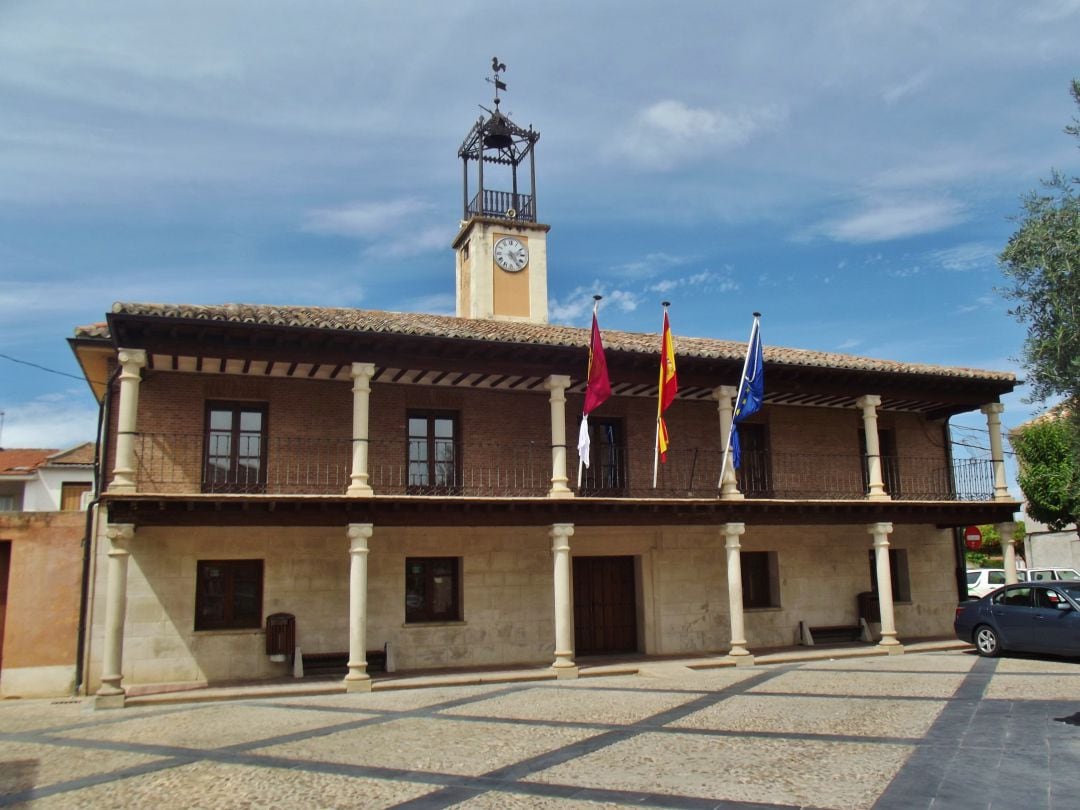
[999,79,1080,410]
[1011,413,1080,535]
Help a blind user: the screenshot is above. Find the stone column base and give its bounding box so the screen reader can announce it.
[344,675,373,693]
[346,485,374,497]
[552,664,579,680]
[726,651,755,667]
[878,640,905,655]
[94,692,126,710]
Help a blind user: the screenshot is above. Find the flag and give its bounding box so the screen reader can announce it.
[578,309,611,469]
[731,317,764,469]
[656,309,678,462]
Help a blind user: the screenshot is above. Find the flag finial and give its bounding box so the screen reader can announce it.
[661,300,671,308]
[753,311,762,318]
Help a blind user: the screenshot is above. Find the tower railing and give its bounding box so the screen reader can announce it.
[466,190,535,221]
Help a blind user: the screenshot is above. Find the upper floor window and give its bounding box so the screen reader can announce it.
[204,402,268,494]
[60,482,92,511]
[736,423,772,497]
[408,412,459,493]
[580,418,626,495]
[195,559,264,631]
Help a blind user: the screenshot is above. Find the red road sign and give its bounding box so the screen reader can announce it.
[964,525,983,550]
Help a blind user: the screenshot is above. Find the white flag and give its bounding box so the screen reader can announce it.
[577,415,591,468]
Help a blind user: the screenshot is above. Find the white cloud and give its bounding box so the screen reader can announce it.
[647,270,738,295]
[820,199,967,243]
[618,100,787,169]
[405,292,456,315]
[303,198,435,238]
[955,294,997,314]
[549,284,642,324]
[928,242,998,272]
[836,338,862,351]
[0,392,98,449]
[881,69,932,105]
[612,252,691,280]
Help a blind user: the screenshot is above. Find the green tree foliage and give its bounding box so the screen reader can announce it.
[999,79,1080,409]
[1011,415,1080,533]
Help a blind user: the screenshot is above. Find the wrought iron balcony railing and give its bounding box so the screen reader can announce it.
[128,433,997,502]
[466,189,535,221]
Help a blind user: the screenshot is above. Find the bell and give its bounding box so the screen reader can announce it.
[483,120,513,150]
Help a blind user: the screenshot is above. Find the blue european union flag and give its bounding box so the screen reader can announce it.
[731,321,763,469]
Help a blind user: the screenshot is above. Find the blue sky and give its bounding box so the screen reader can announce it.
[1,1,1078,469]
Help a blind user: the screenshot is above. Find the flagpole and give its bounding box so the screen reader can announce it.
[653,301,670,489]
[719,313,761,488]
[578,295,602,488]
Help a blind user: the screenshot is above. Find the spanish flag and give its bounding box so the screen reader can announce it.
[656,307,678,465]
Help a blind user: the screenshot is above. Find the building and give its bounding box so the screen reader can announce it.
[0,443,96,697]
[68,71,1020,708]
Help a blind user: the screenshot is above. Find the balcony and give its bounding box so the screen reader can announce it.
[129,433,996,501]
[466,190,535,222]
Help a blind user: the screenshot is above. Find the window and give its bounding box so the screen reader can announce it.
[742,551,780,609]
[580,418,626,495]
[736,423,772,497]
[868,548,911,602]
[204,402,268,493]
[60,482,92,511]
[405,557,461,623]
[992,586,1033,607]
[195,559,264,630]
[860,428,900,497]
[407,412,459,493]
[0,494,15,512]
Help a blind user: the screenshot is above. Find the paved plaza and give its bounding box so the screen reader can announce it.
[1,649,1078,809]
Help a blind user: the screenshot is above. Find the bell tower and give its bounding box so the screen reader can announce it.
[453,58,550,324]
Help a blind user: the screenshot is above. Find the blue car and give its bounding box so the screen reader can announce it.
[954,581,1080,658]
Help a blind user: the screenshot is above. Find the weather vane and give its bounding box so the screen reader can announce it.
[487,57,507,107]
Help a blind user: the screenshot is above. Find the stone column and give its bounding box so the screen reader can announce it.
[345,523,373,692]
[723,522,753,663]
[856,395,889,501]
[95,523,133,709]
[550,523,577,678]
[347,363,376,496]
[869,522,902,652]
[108,349,147,494]
[715,386,743,500]
[981,403,1011,501]
[546,375,573,499]
[1000,521,1019,584]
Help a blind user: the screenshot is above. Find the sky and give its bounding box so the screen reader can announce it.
[1,1,1078,478]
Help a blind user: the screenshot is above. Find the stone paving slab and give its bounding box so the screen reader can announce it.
[0,740,165,797]
[670,693,946,738]
[523,731,914,809]
[254,716,602,777]
[752,668,966,698]
[983,672,1080,701]
[438,684,693,725]
[801,650,978,673]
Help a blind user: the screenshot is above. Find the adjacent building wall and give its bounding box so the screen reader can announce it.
[0,511,85,698]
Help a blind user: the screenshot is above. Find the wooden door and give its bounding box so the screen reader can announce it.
[573,556,637,654]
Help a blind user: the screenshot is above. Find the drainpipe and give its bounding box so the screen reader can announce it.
[74,364,120,695]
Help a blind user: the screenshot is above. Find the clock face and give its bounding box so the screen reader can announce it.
[493,237,529,272]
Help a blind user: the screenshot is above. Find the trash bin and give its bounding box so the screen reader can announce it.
[857,592,881,624]
[265,613,295,661]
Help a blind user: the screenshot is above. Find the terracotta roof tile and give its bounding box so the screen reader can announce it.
[0,448,59,476]
[73,301,1016,384]
[47,442,96,466]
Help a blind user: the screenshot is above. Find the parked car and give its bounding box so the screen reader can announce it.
[1022,567,1080,582]
[966,568,1008,598]
[954,581,1080,657]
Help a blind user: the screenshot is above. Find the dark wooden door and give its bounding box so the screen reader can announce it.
[573,556,637,654]
[0,541,10,671]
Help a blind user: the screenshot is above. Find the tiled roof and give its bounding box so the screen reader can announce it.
[76,301,1016,383]
[47,442,96,466]
[0,448,58,476]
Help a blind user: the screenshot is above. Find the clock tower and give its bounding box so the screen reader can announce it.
[453,59,549,324]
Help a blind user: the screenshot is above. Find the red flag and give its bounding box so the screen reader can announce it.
[656,310,678,461]
[583,312,611,415]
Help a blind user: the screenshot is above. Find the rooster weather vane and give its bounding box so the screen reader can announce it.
[487,57,508,107]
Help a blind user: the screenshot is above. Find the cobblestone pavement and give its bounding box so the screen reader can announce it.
[1,650,1078,809]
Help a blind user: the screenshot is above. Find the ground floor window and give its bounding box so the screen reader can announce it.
[742,551,780,609]
[195,559,264,631]
[868,547,911,602]
[405,557,461,623]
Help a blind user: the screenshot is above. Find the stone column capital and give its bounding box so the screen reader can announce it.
[856,394,881,411]
[545,374,571,394]
[715,385,738,401]
[981,402,1005,417]
[116,348,147,372]
[722,522,746,548]
[550,523,575,549]
[347,523,373,551]
[105,523,135,548]
[867,521,893,545]
[350,362,376,383]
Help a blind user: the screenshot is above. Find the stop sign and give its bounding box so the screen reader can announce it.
[964,525,983,551]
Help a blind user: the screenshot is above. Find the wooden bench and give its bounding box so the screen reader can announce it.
[301,646,387,676]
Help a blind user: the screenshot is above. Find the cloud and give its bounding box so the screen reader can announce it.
[405,292,456,315]
[881,69,931,105]
[303,198,435,238]
[611,252,691,280]
[0,392,98,449]
[818,198,967,243]
[836,338,863,351]
[647,270,738,295]
[617,99,787,169]
[549,283,642,324]
[927,242,998,272]
[955,294,997,315]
